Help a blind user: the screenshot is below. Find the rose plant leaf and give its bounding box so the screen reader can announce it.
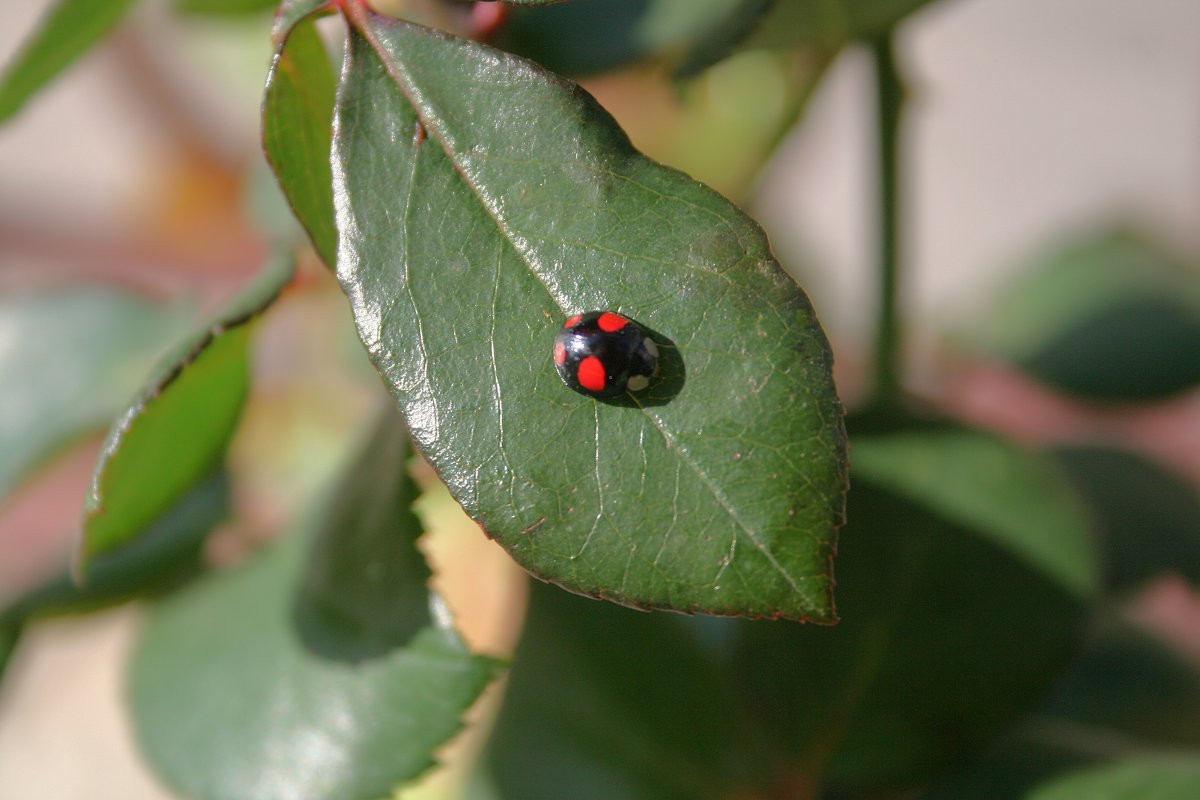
[293,405,433,660]
[1054,446,1200,595]
[1026,757,1200,800]
[485,422,1095,797]
[333,10,847,621]
[0,286,189,501]
[264,5,338,268]
[497,0,942,77]
[129,410,503,800]
[0,0,138,123]
[3,470,228,624]
[77,255,293,573]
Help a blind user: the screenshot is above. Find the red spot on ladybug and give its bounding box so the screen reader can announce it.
[597,312,628,332]
[577,356,607,392]
[552,310,660,399]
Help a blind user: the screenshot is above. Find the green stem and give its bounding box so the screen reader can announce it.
[869,33,905,404]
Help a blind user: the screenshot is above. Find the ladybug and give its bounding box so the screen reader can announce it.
[553,311,659,398]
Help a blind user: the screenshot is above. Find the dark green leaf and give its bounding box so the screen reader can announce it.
[917,733,1094,800]
[1022,296,1200,401]
[1040,621,1200,751]
[0,287,187,500]
[850,429,1098,599]
[174,0,277,15]
[922,622,1200,799]
[486,423,1093,797]
[333,13,847,621]
[498,0,747,76]
[78,255,293,572]
[4,470,228,622]
[736,468,1090,794]
[487,582,752,800]
[974,231,1200,402]
[264,7,338,267]
[1054,446,1200,595]
[0,0,138,123]
[129,416,503,800]
[294,406,432,660]
[498,0,939,77]
[1026,756,1200,800]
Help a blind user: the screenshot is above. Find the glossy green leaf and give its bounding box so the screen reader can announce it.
[3,470,228,622]
[851,429,1097,599]
[1027,757,1200,800]
[129,414,503,800]
[79,256,293,572]
[264,8,338,267]
[333,13,847,621]
[0,0,138,123]
[487,423,1092,797]
[174,0,278,15]
[294,406,432,660]
[1055,446,1200,595]
[0,287,187,500]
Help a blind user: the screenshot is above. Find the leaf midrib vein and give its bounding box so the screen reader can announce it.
[355,17,809,605]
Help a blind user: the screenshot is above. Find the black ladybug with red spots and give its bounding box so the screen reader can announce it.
[553,311,659,399]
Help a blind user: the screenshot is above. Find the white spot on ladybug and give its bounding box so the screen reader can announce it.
[642,337,659,358]
[626,374,650,392]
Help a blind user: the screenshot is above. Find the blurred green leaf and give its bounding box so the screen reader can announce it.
[975,231,1200,402]
[3,470,228,622]
[1026,756,1200,800]
[751,0,942,49]
[264,10,338,268]
[174,0,278,15]
[487,582,753,800]
[921,621,1200,799]
[129,412,503,800]
[498,0,746,76]
[736,468,1090,794]
[1039,622,1200,751]
[497,0,940,77]
[0,0,137,122]
[0,287,187,500]
[487,422,1093,797]
[334,12,847,620]
[294,406,432,660]
[78,255,293,572]
[1022,296,1200,401]
[851,429,1098,599]
[1054,446,1200,595]
[0,618,20,683]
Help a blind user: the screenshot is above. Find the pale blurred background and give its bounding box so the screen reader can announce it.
[1,0,1197,797]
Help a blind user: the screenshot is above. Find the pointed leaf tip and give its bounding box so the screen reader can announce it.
[331,14,847,620]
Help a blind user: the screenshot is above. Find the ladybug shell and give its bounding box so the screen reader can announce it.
[553,311,659,398]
